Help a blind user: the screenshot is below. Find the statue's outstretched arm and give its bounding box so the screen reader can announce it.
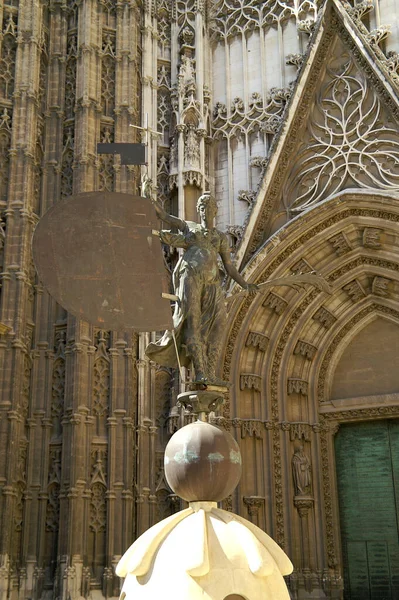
[151,198,186,231]
[220,246,258,292]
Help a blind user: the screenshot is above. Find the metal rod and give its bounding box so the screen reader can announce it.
[172,329,185,383]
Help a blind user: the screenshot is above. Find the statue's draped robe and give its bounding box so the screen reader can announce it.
[145,221,229,368]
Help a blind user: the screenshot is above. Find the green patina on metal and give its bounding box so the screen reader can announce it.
[229,450,242,464]
[207,452,224,462]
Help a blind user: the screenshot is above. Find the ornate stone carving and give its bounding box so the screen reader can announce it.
[312,306,336,329]
[52,330,66,437]
[328,232,352,256]
[237,189,256,207]
[294,340,317,360]
[366,25,391,47]
[286,53,304,69]
[294,495,314,517]
[342,279,366,302]
[89,449,107,533]
[297,19,315,35]
[226,225,244,246]
[291,258,313,275]
[240,373,262,392]
[246,331,269,352]
[363,227,382,248]
[287,378,308,396]
[292,442,312,496]
[0,12,18,100]
[345,0,374,22]
[285,48,399,214]
[93,331,110,427]
[243,496,265,517]
[210,0,318,41]
[234,419,263,439]
[372,276,391,297]
[263,292,288,315]
[0,109,12,204]
[213,87,291,141]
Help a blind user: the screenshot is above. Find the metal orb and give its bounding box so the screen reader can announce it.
[164,421,242,502]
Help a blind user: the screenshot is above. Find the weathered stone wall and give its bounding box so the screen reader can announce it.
[0,2,141,600]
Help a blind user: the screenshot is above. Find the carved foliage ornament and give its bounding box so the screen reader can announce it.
[285,49,399,214]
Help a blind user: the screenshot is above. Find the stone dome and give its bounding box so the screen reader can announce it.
[116,502,293,600]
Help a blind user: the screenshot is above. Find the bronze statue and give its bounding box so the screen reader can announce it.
[145,192,257,384]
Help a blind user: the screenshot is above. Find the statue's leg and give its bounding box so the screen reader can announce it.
[206,302,227,384]
[183,279,206,382]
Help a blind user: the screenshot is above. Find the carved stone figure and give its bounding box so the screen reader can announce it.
[145,193,257,384]
[292,442,312,496]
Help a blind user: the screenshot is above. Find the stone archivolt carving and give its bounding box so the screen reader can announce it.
[294,340,317,361]
[328,231,352,256]
[291,258,313,274]
[363,226,382,248]
[246,331,269,352]
[342,279,366,302]
[263,291,288,314]
[285,50,399,214]
[287,378,308,396]
[372,276,391,297]
[312,306,336,329]
[235,419,263,439]
[240,373,262,392]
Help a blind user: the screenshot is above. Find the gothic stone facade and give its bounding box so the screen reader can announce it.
[1,1,399,600]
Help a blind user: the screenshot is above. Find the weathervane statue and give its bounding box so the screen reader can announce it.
[145,190,331,387]
[145,192,258,385]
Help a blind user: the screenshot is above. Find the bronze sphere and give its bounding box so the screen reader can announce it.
[164,421,242,502]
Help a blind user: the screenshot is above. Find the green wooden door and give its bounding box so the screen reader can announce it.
[335,420,399,599]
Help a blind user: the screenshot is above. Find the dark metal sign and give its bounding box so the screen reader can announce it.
[32,192,172,332]
[97,143,146,165]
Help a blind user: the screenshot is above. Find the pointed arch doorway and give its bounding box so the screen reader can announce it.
[335,419,399,599]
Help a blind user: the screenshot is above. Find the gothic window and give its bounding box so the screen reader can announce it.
[101,36,116,118]
[67,0,79,30]
[102,0,116,29]
[0,109,12,204]
[98,124,115,192]
[64,34,77,120]
[89,449,107,580]
[0,12,18,100]
[93,331,110,436]
[51,330,66,438]
[61,126,74,198]
[157,0,172,59]
[158,89,171,146]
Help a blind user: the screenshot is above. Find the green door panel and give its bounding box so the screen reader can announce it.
[335,420,399,600]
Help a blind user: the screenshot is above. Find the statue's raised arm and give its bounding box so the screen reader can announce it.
[152,197,186,232]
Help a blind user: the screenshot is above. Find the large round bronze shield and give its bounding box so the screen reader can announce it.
[32,192,173,332]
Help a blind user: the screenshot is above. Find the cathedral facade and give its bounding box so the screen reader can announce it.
[1,1,399,599]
